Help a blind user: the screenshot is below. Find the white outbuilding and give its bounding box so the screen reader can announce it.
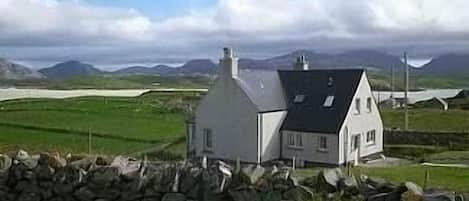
[186,48,383,166]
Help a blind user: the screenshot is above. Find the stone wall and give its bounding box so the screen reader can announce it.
[384,129,469,150]
[0,150,465,201]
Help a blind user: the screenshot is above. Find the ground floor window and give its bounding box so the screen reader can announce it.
[351,134,360,151]
[203,128,213,150]
[366,130,376,145]
[287,133,303,148]
[319,136,328,151]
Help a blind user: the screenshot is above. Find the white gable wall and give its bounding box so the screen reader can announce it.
[194,76,259,163]
[339,72,384,164]
[258,111,287,162]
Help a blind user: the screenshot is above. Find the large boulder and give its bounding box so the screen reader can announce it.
[339,175,359,196]
[240,165,266,185]
[317,168,344,192]
[15,150,39,169]
[229,188,261,201]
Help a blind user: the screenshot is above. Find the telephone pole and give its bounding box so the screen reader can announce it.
[404,52,409,130]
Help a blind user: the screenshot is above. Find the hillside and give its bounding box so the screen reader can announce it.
[39,60,103,79]
[114,59,216,76]
[239,50,407,70]
[0,58,43,80]
[418,54,469,74]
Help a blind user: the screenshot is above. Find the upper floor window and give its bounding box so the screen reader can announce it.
[203,128,213,150]
[366,97,372,113]
[355,98,361,114]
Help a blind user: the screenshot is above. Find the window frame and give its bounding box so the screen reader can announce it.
[354,98,361,115]
[318,136,328,152]
[351,134,360,151]
[366,97,372,113]
[366,130,376,145]
[287,133,303,149]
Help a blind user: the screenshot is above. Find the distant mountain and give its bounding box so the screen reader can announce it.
[39,61,103,79]
[113,59,216,76]
[239,50,407,71]
[418,54,469,74]
[0,58,43,80]
[113,65,172,75]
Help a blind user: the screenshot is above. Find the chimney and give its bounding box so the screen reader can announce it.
[293,55,309,70]
[220,47,238,78]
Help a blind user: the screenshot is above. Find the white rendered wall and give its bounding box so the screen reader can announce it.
[259,111,287,162]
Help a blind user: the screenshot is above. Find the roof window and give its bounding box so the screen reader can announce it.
[294,95,305,103]
[323,95,335,107]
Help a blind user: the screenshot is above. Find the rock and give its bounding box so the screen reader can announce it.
[48,153,67,169]
[74,186,96,201]
[0,154,12,171]
[162,193,186,201]
[423,191,461,201]
[14,150,38,169]
[283,185,314,201]
[339,176,359,196]
[367,176,395,193]
[367,192,389,201]
[88,166,120,186]
[110,156,141,176]
[241,165,265,185]
[317,168,344,192]
[229,188,261,201]
[70,156,96,170]
[401,182,423,201]
[260,190,282,201]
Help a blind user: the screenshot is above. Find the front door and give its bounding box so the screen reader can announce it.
[352,134,361,165]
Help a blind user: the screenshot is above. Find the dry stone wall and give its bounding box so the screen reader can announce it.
[0,151,466,201]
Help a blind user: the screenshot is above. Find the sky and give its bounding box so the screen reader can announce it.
[0,0,468,69]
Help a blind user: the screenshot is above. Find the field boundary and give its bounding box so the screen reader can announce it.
[0,122,174,144]
[384,129,469,149]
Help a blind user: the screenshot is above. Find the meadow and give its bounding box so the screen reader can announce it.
[0,91,202,155]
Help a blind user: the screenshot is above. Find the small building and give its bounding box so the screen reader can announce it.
[186,48,383,166]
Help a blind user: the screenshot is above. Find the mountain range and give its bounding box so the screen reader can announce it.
[0,58,43,80]
[1,50,468,80]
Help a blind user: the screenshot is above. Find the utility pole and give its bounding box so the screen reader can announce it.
[88,128,92,155]
[404,52,409,130]
[390,66,395,99]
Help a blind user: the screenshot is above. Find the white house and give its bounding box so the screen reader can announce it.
[186,48,383,166]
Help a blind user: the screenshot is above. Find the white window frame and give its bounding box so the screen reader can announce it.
[318,136,328,152]
[287,133,303,149]
[355,98,361,115]
[366,130,376,145]
[351,134,360,151]
[366,97,372,113]
[203,128,213,151]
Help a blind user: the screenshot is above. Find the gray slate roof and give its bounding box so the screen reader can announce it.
[278,69,364,134]
[235,69,287,112]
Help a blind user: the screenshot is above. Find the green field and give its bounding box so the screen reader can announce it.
[381,108,469,132]
[0,91,202,155]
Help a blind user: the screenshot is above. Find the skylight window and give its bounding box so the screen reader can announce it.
[323,95,335,107]
[294,95,305,103]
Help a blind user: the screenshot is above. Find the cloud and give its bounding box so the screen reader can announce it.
[0,0,468,69]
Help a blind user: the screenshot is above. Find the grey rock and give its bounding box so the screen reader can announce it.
[241,165,265,185]
[282,185,314,201]
[317,168,344,192]
[367,193,389,201]
[229,188,261,201]
[162,193,186,201]
[0,154,11,171]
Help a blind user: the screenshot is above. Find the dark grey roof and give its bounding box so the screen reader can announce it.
[278,69,364,134]
[235,70,287,112]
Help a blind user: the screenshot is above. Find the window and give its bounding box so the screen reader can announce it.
[366,130,376,145]
[287,133,303,148]
[319,136,327,151]
[323,95,335,107]
[288,133,295,146]
[351,134,360,150]
[294,95,305,103]
[203,128,213,150]
[355,98,361,114]
[366,97,372,113]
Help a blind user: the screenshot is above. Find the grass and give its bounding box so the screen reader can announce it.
[0,91,201,155]
[354,165,469,192]
[381,108,469,132]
